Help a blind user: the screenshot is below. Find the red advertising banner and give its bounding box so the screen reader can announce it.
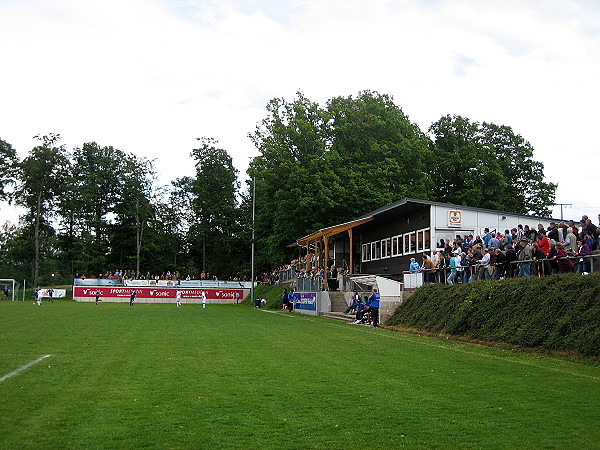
[74,286,243,300]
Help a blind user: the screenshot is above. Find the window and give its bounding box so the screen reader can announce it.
[371,241,381,260]
[403,234,411,254]
[362,243,370,262]
[425,229,431,250]
[410,232,416,253]
[392,235,402,257]
[381,238,391,258]
[417,230,425,252]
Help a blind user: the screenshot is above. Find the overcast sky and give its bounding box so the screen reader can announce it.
[1,0,599,224]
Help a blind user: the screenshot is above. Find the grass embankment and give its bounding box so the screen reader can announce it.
[0,301,598,448]
[243,284,287,309]
[387,272,600,358]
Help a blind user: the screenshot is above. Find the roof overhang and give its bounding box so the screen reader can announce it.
[294,216,374,247]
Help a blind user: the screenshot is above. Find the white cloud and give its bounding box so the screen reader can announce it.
[0,0,598,224]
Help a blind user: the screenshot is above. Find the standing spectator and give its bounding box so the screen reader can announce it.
[409,258,420,273]
[553,243,574,273]
[504,244,517,278]
[432,250,442,282]
[488,233,501,250]
[482,228,493,248]
[368,288,380,329]
[537,231,550,255]
[547,239,559,274]
[477,249,492,280]
[564,227,578,253]
[517,238,532,277]
[576,238,591,274]
[494,249,506,279]
[547,222,559,241]
[446,252,458,285]
[422,254,436,283]
[516,224,524,242]
[503,230,513,249]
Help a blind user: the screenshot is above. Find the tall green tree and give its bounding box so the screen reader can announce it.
[480,122,556,216]
[249,92,336,268]
[183,138,240,277]
[249,90,433,270]
[14,133,70,284]
[0,138,18,201]
[428,115,556,215]
[65,142,125,272]
[327,90,432,215]
[110,154,156,274]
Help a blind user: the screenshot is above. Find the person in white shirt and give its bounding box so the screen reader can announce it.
[176,290,182,307]
[201,290,207,308]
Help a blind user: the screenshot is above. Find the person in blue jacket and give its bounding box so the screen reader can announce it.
[409,258,420,273]
[368,288,380,328]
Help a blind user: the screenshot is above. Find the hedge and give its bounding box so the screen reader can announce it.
[386,272,600,357]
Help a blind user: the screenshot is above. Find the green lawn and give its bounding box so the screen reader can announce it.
[0,301,598,449]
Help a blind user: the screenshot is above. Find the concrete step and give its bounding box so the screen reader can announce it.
[320,311,355,322]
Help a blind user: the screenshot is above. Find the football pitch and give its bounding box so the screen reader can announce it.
[0,301,598,449]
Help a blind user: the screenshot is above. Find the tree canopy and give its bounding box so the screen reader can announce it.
[0,91,557,282]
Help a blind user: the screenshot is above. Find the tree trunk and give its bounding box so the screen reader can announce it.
[33,190,42,285]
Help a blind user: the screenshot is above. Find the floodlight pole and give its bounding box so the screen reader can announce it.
[250,176,256,303]
[553,203,572,221]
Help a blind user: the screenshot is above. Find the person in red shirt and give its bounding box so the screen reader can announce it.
[537,230,551,255]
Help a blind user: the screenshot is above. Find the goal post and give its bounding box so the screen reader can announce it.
[0,279,20,302]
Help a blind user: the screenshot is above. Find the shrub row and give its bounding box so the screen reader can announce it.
[386,273,600,357]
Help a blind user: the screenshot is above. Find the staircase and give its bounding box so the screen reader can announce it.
[320,291,356,322]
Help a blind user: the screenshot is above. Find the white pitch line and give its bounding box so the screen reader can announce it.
[0,355,52,383]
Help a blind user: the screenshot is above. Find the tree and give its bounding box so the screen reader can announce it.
[248,90,433,270]
[110,154,156,274]
[249,92,335,268]
[0,138,18,201]
[186,138,240,277]
[327,90,432,216]
[14,134,70,284]
[480,122,556,216]
[428,115,556,215]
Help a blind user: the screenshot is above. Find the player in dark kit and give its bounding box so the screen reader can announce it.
[130,290,136,306]
[95,289,101,305]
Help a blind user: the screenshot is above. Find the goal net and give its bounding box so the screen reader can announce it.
[0,279,20,302]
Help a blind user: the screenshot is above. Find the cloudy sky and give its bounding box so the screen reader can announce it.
[1,0,599,223]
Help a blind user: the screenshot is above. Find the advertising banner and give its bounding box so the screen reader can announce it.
[124,280,149,287]
[178,280,247,289]
[74,286,243,301]
[292,292,317,311]
[74,278,121,286]
[41,289,66,298]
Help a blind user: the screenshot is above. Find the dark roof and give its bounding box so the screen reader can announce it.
[355,198,558,222]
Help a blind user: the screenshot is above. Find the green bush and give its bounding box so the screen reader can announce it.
[386,273,600,357]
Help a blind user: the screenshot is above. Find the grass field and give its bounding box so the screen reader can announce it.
[0,300,599,449]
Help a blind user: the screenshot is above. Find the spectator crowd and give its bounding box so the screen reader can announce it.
[416,214,600,284]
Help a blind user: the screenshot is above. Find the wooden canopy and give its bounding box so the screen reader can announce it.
[294,217,374,287]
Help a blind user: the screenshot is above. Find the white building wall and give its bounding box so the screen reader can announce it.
[431,204,555,244]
